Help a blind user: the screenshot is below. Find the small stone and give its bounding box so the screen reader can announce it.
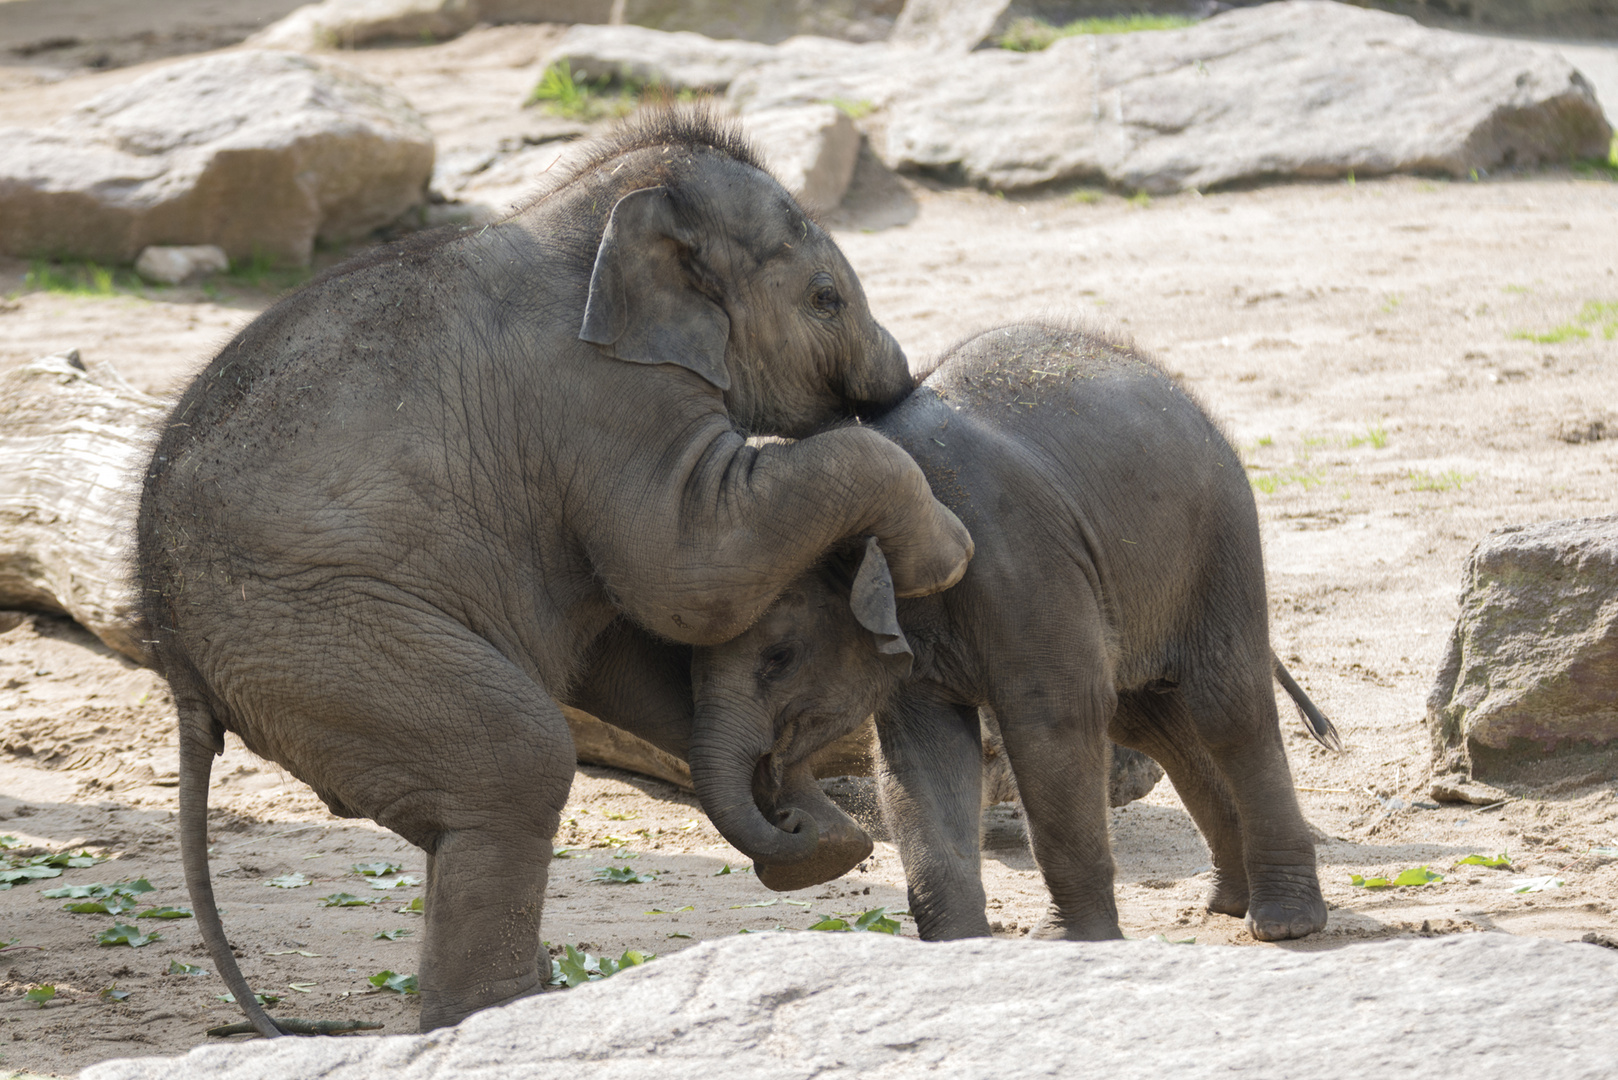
[134,245,229,286]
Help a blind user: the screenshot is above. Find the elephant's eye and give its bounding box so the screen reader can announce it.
[759,643,801,680]
[811,283,844,318]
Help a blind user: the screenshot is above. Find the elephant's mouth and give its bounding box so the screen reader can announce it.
[748,756,873,892]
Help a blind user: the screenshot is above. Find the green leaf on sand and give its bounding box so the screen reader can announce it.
[1456,853,1512,868]
[267,873,311,889]
[549,945,654,987]
[374,929,414,941]
[95,924,161,948]
[367,970,419,994]
[136,906,194,919]
[319,892,377,907]
[351,861,404,877]
[25,985,55,1005]
[592,866,655,884]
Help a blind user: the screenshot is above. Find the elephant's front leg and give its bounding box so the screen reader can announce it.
[993,682,1124,942]
[874,687,990,941]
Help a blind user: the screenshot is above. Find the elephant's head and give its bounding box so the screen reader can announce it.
[579,113,912,439]
[689,538,912,889]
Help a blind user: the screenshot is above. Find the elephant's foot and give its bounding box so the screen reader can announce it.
[1027,910,1124,942]
[1244,887,1328,942]
[418,970,544,1032]
[1204,870,1249,919]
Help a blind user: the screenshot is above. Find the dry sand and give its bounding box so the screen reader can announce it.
[1,15,1617,1077]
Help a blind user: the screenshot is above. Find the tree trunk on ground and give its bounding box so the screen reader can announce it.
[0,352,1160,806]
[0,349,161,665]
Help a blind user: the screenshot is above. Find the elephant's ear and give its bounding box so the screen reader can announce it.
[580,186,732,391]
[849,536,913,678]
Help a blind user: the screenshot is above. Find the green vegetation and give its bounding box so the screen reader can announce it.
[526,61,695,121]
[1408,469,1470,493]
[94,924,162,948]
[825,97,874,120]
[1128,191,1152,209]
[368,969,418,994]
[1456,853,1511,869]
[806,907,902,934]
[1350,866,1443,888]
[1509,299,1618,343]
[548,945,654,987]
[23,259,138,296]
[1571,134,1618,180]
[1068,188,1104,205]
[1346,424,1388,449]
[998,14,1197,51]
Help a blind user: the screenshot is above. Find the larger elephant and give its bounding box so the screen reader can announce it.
[689,322,1339,942]
[135,108,972,1035]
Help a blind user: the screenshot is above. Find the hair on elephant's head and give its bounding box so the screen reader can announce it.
[689,537,913,890]
[564,107,911,438]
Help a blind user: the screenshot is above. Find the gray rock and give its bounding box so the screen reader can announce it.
[0,51,434,267]
[731,0,1613,194]
[1427,515,1618,782]
[741,104,861,212]
[616,0,901,45]
[888,0,1211,53]
[249,0,479,50]
[546,23,869,91]
[81,932,1618,1080]
[134,245,230,285]
[478,0,612,24]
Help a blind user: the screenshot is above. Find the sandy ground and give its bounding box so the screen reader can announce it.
[2,13,1618,1078]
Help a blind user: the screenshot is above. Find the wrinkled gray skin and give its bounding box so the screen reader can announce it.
[135,110,972,1035]
[694,322,1335,942]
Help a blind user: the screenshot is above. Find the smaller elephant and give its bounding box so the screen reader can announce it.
[691,321,1340,942]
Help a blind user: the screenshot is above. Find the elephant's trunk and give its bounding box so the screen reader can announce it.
[843,323,911,417]
[688,706,820,866]
[752,763,873,892]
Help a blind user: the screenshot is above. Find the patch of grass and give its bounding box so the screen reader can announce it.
[1345,424,1389,449]
[1128,191,1152,209]
[1380,292,1402,312]
[1408,469,1471,492]
[824,97,874,120]
[1255,435,1273,447]
[526,61,643,122]
[226,251,310,294]
[998,14,1196,50]
[1571,134,1618,180]
[1510,324,1589,344]
[23,259,141,296]
[1068,187,1105,205]
[1577,299,1618,339]
[1250,466,1324,495]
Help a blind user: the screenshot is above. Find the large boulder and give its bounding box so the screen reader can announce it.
[730,0,1613,194]
[545,23,868,91]
[81,932,1618,1080]
[615,0,902,44]
[248,0,478,49]
[740,104,862,212]
[251,0,613,50]
[1427,516,1618,783]
[0,51,434,267]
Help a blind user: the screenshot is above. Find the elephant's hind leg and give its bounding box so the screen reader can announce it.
[1180,669,1326,942]
[1109,690,1248,919]
[264,630,575,1031]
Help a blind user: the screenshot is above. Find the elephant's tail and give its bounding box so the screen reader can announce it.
[178,697,287,1039]
[1272,655,1343,752]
